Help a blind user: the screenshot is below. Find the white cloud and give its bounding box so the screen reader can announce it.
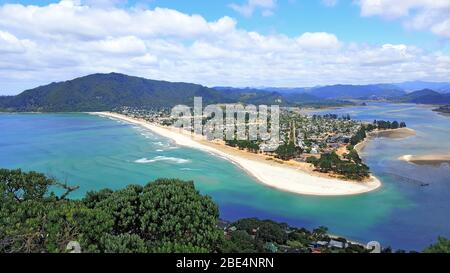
[85,36,147,55]
[0,31,33,53]
[0,2,231,40]
[297,32,341,50]
[357,44,416,66]
[229,0,277,17]
[357,0,450,38]
[0,0,449,94]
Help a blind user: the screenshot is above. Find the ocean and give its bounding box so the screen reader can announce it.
[1,103,449,251]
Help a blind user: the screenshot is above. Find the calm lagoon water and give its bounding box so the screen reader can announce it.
[1,103,449,250]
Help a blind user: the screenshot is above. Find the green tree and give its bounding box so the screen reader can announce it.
[256,221,287,244]
[392,121,399,129]
[85,185,143,234]
[345,149,362,164]
[219,230,257,253]
[138,179,222,252]
[312,226,329,240]
[0,168,55,202]
[100,234,148,253]
[424,237,450,253]
[1,169,223,253]
[0,169,95,253]
[275,143,301,161]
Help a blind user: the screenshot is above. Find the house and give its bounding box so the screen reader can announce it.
[228,226,237,232]
[329,240,347,249]
[311,241,328,248]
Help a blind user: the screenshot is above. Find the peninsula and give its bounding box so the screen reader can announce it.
[92,111,383,196]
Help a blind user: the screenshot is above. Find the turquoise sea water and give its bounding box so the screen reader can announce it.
[1,103,449,250]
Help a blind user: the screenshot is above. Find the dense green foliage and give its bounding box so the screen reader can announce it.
[350,120,406,146]
[274,142,302,160]
[220,219,369,253]
[234,218,288,244]
[307,150,370,180]
[423,237,450,253]
[0,169,221,253]
[225,140,260,153]
[350,126,367,146]
[370,120,406,130]
[219,218,288,253]
[219,230,259,253]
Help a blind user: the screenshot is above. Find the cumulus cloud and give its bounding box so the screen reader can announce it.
[357,0,450,38]
[0,31,33,53]
[0,0,449,94]
[297,32,341,50]
[229,0,277,17]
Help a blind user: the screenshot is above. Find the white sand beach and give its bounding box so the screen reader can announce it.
[399,154,450,166]
[91,112,382,196]
[355,127,416,154]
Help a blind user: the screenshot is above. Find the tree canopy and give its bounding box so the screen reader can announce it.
[0,169,221,253]
[307,150,370,181]
[424,237,450,253]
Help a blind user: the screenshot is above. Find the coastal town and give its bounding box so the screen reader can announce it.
[111,105,409,183]
[217,218,373,254]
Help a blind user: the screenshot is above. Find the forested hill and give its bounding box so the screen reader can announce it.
[393,89,450,104]
[0,73,351,112]
[0,73,231,112]
[2,73,450,112]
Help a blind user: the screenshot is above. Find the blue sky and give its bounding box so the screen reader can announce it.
[0,0,449,94]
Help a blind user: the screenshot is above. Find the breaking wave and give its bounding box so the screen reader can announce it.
[135,156,191,164]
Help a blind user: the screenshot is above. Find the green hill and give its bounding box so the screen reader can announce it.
[0,73,353,112]
[0,73,230,112]
[393,89,450,104]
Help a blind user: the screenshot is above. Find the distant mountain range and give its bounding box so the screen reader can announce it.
[0,73,351,112]
[393,81,450,93]
[1,73,449,112]
[299,84,405,100]
[235,82,450,102]
[212,87,343,105]
[393,89,450,104]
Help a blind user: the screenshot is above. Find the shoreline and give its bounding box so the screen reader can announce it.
[91,112,382,196]
[399,154,450,166]
[355,127,416,154]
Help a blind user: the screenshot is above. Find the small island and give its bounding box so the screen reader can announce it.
[433,105,450,115]
[400,154,450,166]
